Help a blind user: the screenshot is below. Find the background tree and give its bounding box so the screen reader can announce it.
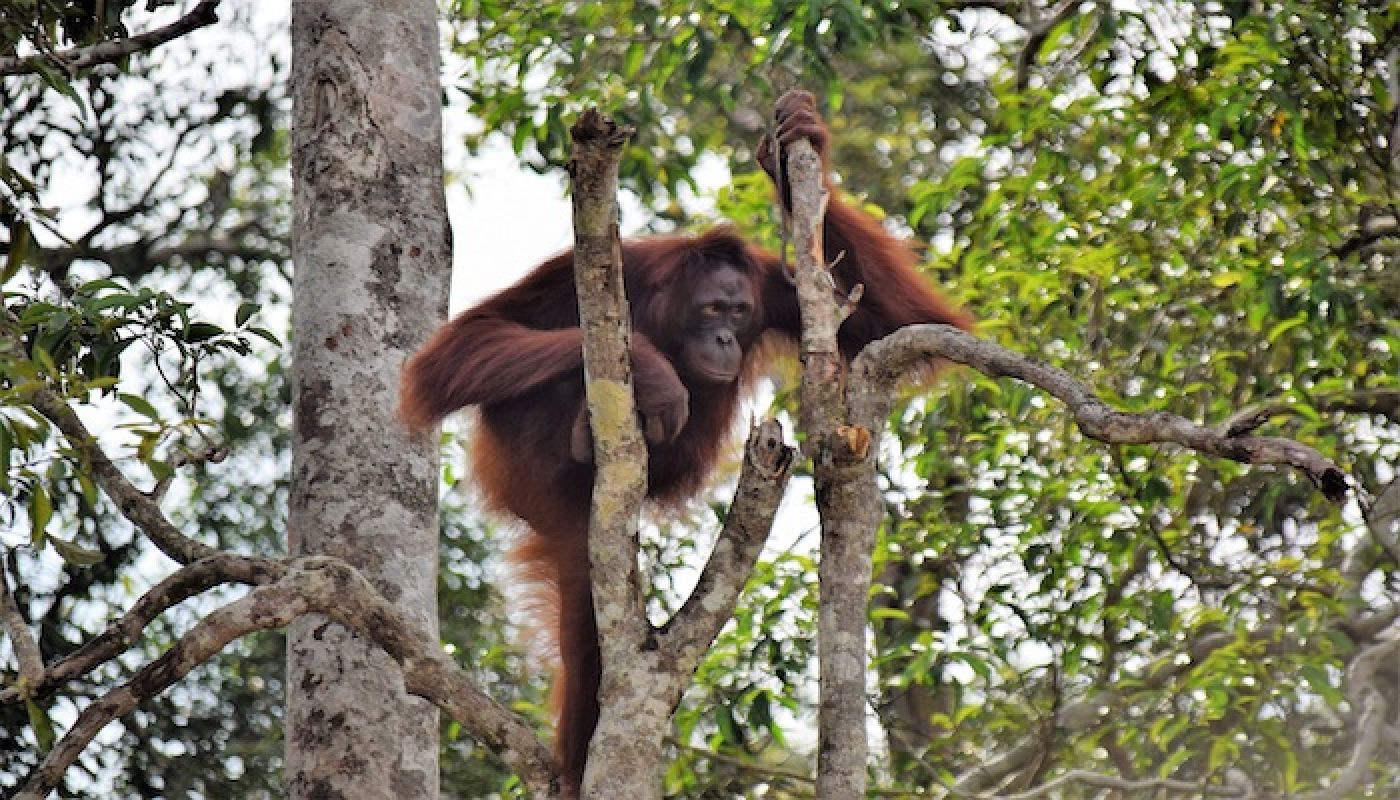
[282,0,448,797]
[1,3,294,795]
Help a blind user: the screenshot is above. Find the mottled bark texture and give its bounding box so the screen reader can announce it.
[780,137,881,800]
[287,2,449,798]
[569,111,796,800]
[566,110,657,799]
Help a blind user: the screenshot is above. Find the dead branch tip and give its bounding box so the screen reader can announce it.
[570,108,635,149]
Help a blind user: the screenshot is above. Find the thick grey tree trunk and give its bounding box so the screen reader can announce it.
[286,2,449,797]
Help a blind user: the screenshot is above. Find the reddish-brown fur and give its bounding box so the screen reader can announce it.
[399,99,972,793]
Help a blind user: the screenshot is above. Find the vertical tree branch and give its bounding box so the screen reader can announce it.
[662,418,795,665]
[568,109,663,800]
[0,564,45,695]
[784,132,881,800]
[569,108,646,640]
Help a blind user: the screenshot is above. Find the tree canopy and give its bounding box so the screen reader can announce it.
[2,0,1397,797]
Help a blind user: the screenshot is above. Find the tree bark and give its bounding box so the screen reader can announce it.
[781,135,877,800]
[566,109,660,800]
[286,2,449,798]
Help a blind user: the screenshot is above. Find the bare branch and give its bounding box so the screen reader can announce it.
[32,224,289,283]
[1293,636,1400,800]
[786,135,840,444]
[851,324,1348,502]
[1332,212,1399,259]
[665,735,815,787]
[568,107,647,638]
[0,554,283,706]
[1220,388,1400,434]
[14,558,558,799]
[662,417,795,665]
[1015,0,1089,90]
[0,564,45,696]
[569,108,668,797]
[15,579,308,800]
[782,113,877,800]
[0,1,222,78]
[994,769,1246,799]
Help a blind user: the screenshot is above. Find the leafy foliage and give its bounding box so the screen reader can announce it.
[2,0,1398,797]
[452,0,1398,795]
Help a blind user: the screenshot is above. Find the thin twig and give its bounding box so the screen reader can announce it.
[2,310,220,564]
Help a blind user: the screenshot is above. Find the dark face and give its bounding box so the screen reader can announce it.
[680,265,755,384]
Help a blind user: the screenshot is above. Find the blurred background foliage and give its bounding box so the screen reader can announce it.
[2,0,1398,797]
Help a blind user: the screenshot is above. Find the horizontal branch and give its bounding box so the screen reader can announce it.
[850,324,1348,503]
[0,0,221,77]
[0,554,284,706]
[16,557,558,799]
[16,580,309,800]
[1220,388,1400,433]
[33,227,289,283]
[993,769,1245,799]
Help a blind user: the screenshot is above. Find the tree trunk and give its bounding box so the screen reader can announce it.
[286,2,449,797]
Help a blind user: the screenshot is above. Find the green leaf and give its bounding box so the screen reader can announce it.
[78,278,125,294]
[235,301,260,327]
[1208,736,1237,771]
[1266,315,1306,343]
[0,422,11,492]
[32,345,59,379]
[247,326,281,345]
[26,699,55,753]
[715,703,740,745]
[49,534,105,566]
[1300,664,1343,705]
[28,483,52,547]
[623,42,644,78]
[184,322,224,342]
[3,220,30,284]
[119,392,161,421]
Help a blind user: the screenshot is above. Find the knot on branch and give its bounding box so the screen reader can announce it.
[814,425,871,468]
[746,417,796,478]
[1316,467,1350,504]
